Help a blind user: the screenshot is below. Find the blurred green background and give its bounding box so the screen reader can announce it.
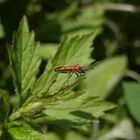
[0,0,140,139]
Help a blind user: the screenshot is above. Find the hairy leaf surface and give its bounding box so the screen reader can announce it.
[43,93,115,127]
[8,16,41,102]
[32,33,96,96]
[86,56,127,98]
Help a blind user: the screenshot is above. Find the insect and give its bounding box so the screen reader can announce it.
[54,64,87,84]
[54,62,99,84]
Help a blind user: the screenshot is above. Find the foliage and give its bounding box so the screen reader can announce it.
[7,17,41,105]
[123,82,140,123]
[0,16,119,139]
[0,0,140,140]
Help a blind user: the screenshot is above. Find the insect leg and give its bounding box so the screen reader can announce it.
[75,72,80,77]
[75,72,85,78]
[63,72,74,85]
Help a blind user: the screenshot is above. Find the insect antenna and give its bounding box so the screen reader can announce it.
[85,61,100,71]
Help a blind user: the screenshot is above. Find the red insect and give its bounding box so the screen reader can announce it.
[55,64,86,75]
[54,62,99,84]
[54,64,86,84]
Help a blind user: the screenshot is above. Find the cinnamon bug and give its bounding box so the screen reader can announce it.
[54,62,99,84]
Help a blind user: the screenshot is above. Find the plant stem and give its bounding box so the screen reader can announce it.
[9,110,21,121]
[90,3,139,13]
[125,70,140,83]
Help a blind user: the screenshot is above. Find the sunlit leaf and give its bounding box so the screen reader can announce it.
[45,132,60,140]
[66,131,87,140]
[123,82,140,123]
[62,8,104,37]
[86,56,127,98]
[32,33,96,96]
[39,43,58,60]
[7,121,45,140]
[8,16,41,103]
[44,93,115,127]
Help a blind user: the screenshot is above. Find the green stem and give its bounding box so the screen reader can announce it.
[125,70,140,83]
[9,110,21,121]
[90,3,139,13]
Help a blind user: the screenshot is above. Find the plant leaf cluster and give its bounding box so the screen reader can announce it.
[0,16,128,139]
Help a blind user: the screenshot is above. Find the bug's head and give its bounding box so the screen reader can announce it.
[80,67,86,73]
[54,67,58,72]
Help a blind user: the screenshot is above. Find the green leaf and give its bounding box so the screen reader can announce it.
[62,8,104,37]
[45,132,60,140]
[86,56,127,98]
[7,121,45,140]
[39,43,58,60]
[32,32,97,96]
[66,131,87,140]
[0,89,9,125]
[43,93,115,127]
[98,119,136,140]
[8,16,41,102]
[123,82,140,123]
[8,127,44,140]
